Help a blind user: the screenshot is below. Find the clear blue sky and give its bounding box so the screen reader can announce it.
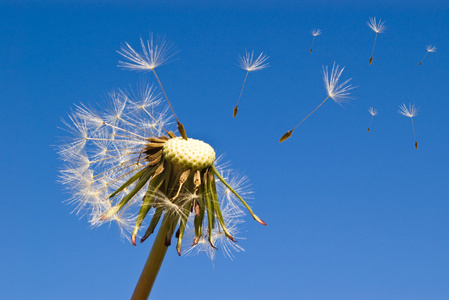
[1,1,449,299]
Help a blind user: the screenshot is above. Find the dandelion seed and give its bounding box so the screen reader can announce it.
[60,81,265,298]
[280,62,354,142]
[310,28,322,53]
[418,45,437,66]
[367,17,387,65]
[398,103,419,149]
[118,33,187,140]
[367,107,378,132]
[233,51,269,118]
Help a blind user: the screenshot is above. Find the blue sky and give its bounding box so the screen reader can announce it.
[1,1,449,299]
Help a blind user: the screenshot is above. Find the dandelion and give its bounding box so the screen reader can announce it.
[60,40,266,300]
[233,51,269,118]
[418,45,437,66]
[310,28,322,53]
[367,107,378,132]
[367,17,387,65]
[118,33,188,140]
[280,62,354,142]
[398,103,419,149]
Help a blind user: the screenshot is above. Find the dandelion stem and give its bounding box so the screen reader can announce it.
[233,71,249,118]
[131,218,172,300]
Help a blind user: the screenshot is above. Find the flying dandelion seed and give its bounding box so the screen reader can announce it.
[310,28,322,53]
[60,39,266,300]
[118,33,188,140]
[280,62,354,142]
[418,45,437,66]
[233,51,269,118]
[367,107,378,132]
[398,103,419,149]
[367,17,387,65]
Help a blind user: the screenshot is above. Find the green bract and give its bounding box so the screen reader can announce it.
[99,134,265,255]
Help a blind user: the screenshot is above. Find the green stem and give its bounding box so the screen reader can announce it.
[131,219,171,300]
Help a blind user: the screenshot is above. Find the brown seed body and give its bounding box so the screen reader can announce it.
[279,130,293,143]
[233,105,239,118]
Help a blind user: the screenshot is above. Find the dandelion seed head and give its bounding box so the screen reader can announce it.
[368,107,378,116]
[367,17,387,34]
[311,28,322,36]
[238,51,270,72]
[426,45,437,53]
[398,103,419,118]
[59,82,263,259]
[323,62,354,104]
[163,137,216,170]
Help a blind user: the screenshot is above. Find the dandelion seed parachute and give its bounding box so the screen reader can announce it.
[280,62,354,142]
[367,107,377,132]
[310,28,321,53]
[118,33,187,140]
[398,103,419,149]
[367,17,387,65]
[233,50,269,118]
[418,45,437,66]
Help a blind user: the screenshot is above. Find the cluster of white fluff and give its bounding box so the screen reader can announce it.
[59,81,250,258]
